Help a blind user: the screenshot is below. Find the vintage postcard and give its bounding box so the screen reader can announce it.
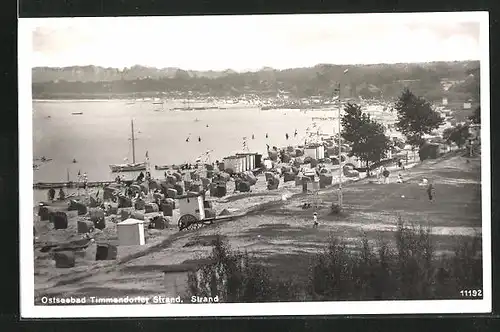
[19,12,491,318]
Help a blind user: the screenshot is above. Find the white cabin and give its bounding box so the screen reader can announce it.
[236,153,257,171]
[117,218,145,246]
[178,193,205,220]
[307,180,320,191]
[304,144,325,160]
[223,155,245,173]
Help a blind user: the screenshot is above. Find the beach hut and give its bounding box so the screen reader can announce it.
[254,154,263,168]
[149,215,168,230]
[161,201,174,216]
[283,172,295,182]
[304,144,325,160]
[68,200,88,215]
[53,251,75,268]
[319,174,333,188]
[51,211,69,230]
[307,179,320,192]
[95,243,118,260]
[267,175,280,190]
[78,220,94,234]
[263,159,273,170]
[173,184,184,196]
[89,207,105,220]
[145,203,159,214]
[105,202,119,215]
[118,196,133,208]
[240,155,248,172]
[117,219,146,246]
[236,153,257,171]
[223,155,244,173]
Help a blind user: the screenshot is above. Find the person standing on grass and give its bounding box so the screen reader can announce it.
[313,212,319,228]
[427,182,435,202]
[382,167,390,184]
[375,166,382,183]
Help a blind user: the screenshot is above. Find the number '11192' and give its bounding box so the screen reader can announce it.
[460,290,482,297]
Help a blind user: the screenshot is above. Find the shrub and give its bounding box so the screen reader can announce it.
[330,203,341,215]
[187,218,483,302]
[187,235,299,302]
[308,217,482,301]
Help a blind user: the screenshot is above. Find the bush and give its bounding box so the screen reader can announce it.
[330,203,341,215]
[187,235,300,302]
[187,218,483,302]
[309,217,482,301]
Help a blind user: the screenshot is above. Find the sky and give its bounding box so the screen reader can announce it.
[27,13,484,71]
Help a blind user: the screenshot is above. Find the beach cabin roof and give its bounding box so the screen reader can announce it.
[236,152,258,156]
[119,218,145,225]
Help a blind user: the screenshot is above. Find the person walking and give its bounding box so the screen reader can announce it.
[427,182,435,202]
[313,212,319,228]
[375,166,382,183]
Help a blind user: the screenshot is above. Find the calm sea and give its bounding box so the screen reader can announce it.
[32,99,341,187]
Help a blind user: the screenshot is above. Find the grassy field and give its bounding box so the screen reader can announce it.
[33,150,482,303]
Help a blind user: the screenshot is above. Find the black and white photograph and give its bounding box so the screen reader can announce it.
[19,12,491,317]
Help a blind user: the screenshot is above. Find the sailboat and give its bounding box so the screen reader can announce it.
[109,119,147,173]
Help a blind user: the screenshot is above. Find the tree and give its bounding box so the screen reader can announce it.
[341,103,392,173]
[394,88,444,147]
[442,124,470,148]
[469,107,480,124]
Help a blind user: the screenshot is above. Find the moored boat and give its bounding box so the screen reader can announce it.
[109,119,149,173]
[110,163,147,172]
[154,164,170,170]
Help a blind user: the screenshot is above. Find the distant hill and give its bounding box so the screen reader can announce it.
[31,61,480,102]
[32,65,231,83]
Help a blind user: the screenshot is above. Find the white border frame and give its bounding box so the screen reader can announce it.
[19,11,491,318]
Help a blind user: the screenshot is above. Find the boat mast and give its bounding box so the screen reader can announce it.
[131,119,136,164]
